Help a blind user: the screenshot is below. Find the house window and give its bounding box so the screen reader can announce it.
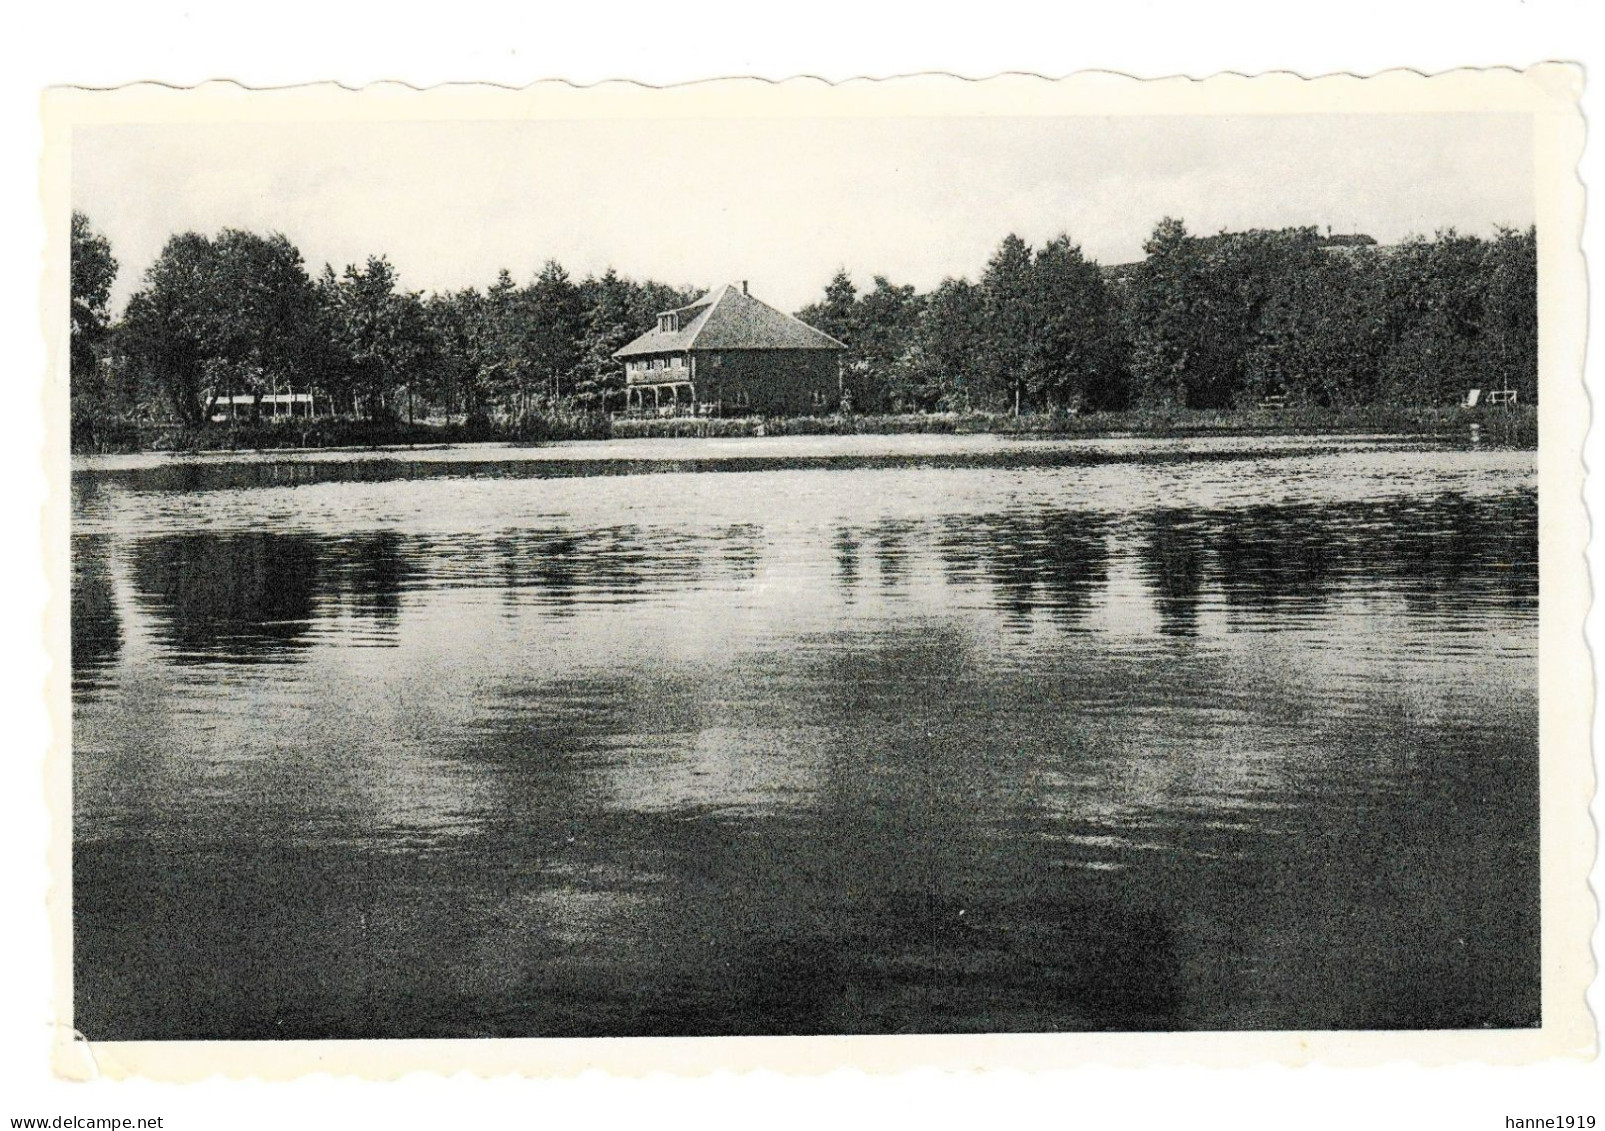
[671,355,682,369]
[710,354,723,369]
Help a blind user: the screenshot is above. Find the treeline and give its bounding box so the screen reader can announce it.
[70,213,699,446]
[70,212,1536,450]
[803,220,1537,414]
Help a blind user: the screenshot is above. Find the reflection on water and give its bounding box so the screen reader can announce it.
[939,512,1111,628]
[131,533,322,663]
[70,437,1539,1038]
[70,534,121,692]
[1145,510,1207,637]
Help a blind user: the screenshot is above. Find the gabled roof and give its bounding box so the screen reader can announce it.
[613,284,846,358]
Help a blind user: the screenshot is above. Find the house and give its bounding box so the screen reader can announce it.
[613,282,847,415]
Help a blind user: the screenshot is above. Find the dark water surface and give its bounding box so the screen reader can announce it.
[70,435,1540,1038]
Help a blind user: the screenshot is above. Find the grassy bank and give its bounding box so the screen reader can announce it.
[72,403,1536,455]
[70,410,612,455]
[609,404,1537,446]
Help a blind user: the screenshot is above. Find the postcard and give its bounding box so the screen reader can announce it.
[43,66,1591,1078]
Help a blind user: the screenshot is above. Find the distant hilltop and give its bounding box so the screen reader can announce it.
[1101,229,1382,282]
[1319,232,1380,249]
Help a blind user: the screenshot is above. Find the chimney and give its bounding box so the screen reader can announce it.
[741,280,748,295]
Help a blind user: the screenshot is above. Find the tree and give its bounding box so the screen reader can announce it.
[1119,220,1537,411]
[1479,226,1537,402]
[477,269,526,413]
[971,233,1122,414]
[1019,235,1124,411]
[518,260,586,409]
[88,215,1539,441]
[1125,222,1324,409]
[855,276,925,409]
[1372,231,1492,406]
[120,233,218,426]
[629,279,702,326]
[1239,234,1395,408]
[70,213,121,444]
[121,229,319,425]
[1124,218,1203,408]
[319,256,439,420]
[978,233,1036,413]
[424,289,484,417]
[209,229,321,403]
[904,276,987,411]
[797,268,858,346]
[572,268,637,411]
[1246,248,1370,407]
[70,212,118,396]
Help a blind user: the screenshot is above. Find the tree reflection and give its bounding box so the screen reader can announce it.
[871,519,917,590]
[834,528,861,601]
[1134,491,1539,625]
[1142,510,1207,637]
[131,532,322,664]
[71,534,122,694]
[719,524,764,584]
[486,525,726,613]
[938,511,1110,630]
[1378,492,1539,613]
[330,531,414,624]
[1212,504,1343,615]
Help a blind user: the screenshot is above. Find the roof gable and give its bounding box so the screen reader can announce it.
[612,291,720,356]
[614,284,845,358]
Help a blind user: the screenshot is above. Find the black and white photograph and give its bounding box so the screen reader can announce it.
[31,60,1593,1105]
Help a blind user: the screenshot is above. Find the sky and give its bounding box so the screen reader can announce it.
[72,112,1534,316]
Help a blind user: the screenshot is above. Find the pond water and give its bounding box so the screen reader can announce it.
[70,434,1540,1039]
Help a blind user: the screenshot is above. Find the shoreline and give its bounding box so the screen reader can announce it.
[69,404,1538,455]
